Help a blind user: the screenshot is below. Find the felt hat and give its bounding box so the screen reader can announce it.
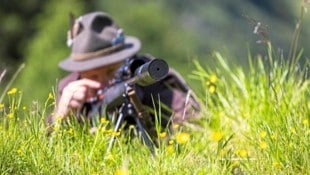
[59,11,141,72]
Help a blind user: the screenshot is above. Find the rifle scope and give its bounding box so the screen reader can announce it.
[128,58,169,86]
[101,58,169,108]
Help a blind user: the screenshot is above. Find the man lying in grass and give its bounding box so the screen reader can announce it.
[46,11,201,142]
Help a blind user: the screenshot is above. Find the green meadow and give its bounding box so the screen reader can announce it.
[1,1,309,175]
[1,41,309,174]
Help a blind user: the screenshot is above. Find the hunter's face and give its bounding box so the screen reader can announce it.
[80,62,122,98]
[80,62,122,84]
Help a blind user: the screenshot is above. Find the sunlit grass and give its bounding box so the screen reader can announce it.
[1,43,309,174]
[1,1,309,173]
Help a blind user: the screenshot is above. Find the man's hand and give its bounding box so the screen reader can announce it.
[55,79,101,119]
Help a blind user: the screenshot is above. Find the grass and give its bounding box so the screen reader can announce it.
[0,43,309,174]
[0,2,309,174]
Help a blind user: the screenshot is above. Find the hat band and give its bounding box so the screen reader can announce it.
[71,43,125,61]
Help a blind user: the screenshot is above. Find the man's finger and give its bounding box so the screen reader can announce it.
[71,79,101,89]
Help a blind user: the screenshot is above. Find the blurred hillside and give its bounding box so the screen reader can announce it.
[0,0,309,103]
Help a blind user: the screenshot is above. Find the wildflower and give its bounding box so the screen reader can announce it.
[259,141,267,149]
[7,88,17,95]
[17,148,23,155]
[48,92,54,100]
[211,131,223,142]
[289,142,296,149]
[110,131,121,137]
[22,106,26,110]
[68,128,74,135]
[100,117,109,124]
[106,128,113,134]
[172,124,179,129]
[168,140,174,145]
[208,84,216,94]
[7,113,14,119]
[205,81,210,86]
[53,124,61,132]
[100,125,107,133]
[115,168,129,175]
[0,103,4,109]
[55,116,62,123]
[23,120,28,127]
[159,132,167,138]
[271,133,277,140]
[236,149,248,158]
[176,132,190,144]
[290,128,296,134]
[303,119,308,126]
[231,160,240,167]
[259,131,267,138]
[166,145,174,154]
[209,74,218,83]
[219,112,225,117]
[273,161,281,169]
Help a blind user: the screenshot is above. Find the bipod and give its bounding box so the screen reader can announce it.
[106,86,155,155]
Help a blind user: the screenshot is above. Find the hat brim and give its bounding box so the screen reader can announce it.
[59,36,141,72]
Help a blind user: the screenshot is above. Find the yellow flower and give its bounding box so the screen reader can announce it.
[211,131,223,142]
[7,113,14,119]
[172,124,179,129]
[303,119,308,126]
[219,112,225,117]
[208,84,216,93]
[7,88,17,95]
[48,92,54,100]
[166,145,174,154]
[176,132,190,144]
[236,149,248,158]
[100,117,109,124]
[210,74,218,83]
[205,81,210,86]
[273,161,281,169]
[22,106,27,110]
[68,128,74,135]
[168,140,174,145]
[290,128,296,134]
[259,141,267,149]
[115,168,129,175]
[231,160,240,167]
[53,124,61,132]
[110,131,121,137]
[0,103,4,109]
[17,148,23,155]
[271,133,277,140]
[159,132,167,138]
[23,120,28,127]
[55,116,62,123]
[259,131,267,138]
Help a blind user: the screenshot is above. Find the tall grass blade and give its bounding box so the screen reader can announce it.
[0,63,25,103]
[0,69,7,84]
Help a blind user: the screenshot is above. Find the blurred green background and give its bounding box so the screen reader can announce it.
[1,0,309,104]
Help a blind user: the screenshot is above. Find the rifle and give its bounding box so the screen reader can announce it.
[86,57,169,154]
